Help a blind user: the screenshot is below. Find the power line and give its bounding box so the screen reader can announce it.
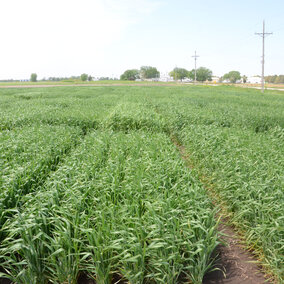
[255,21,272,93]
[192,51,199,84]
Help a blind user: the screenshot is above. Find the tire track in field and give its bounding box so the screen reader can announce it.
[171,136,271,284]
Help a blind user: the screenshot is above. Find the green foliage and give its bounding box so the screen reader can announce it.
[223,71,241,83]
[187,69,195,80]
[80,73,88,81]
[0,85,283,282]
[120,69,140,81]
[140,66,160,79]
[265,74,284,84]
[87,75,93,81]
[0,125,82,230]
[30,73,37,82]
[188,67,212,82]
[0,130,218,283]
[169,67,189,81]
[153,86,284,282]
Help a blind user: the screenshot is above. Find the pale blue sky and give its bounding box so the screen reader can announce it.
[0,0,283,79]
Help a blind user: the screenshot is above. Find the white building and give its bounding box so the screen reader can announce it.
[247,76,262,84]
[158,72,174,82]
[211,76,220,83]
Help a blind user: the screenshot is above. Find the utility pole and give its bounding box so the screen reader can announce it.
[255,21,272,93]
[192,51,199,84]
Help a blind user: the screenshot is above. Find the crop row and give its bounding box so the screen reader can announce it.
[0,125,83,234]
[1,85,283,282]
[0,87,122,131]
[0,131,219,283]
[150,86,284,132]
[172,124,284,280]
[151,87,284,281]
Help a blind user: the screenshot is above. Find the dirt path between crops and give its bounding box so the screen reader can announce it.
[172,138,270,284]
[203,222,268,284]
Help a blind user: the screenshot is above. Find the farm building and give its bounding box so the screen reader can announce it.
[247,76,262,84]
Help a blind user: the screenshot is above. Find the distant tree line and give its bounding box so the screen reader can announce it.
[44,75,94,82]
[265,75,284,84]
[98,77,119,81]
[140,66,160,79]
[5,71,282,84]
[221,71,241,83]
[43,77,78,81]
[120,66,160,81]
[218,71,249,83]
[170,67,212,82]
[0,79,22,82]
[120,66,212,82]
[120,69,140,80]
[31,75,119,82]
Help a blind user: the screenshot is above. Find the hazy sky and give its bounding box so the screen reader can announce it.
[1,0,283,79]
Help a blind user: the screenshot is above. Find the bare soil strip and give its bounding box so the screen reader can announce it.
[203,222,268,284]
[172,138,270,284]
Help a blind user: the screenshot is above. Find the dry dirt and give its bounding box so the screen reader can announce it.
[203,222,268,284]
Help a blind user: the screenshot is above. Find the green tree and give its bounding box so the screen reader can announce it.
[273,75,284,84]
[88,75,93,81]
[265,75,277,83]
[120,69,140,81]
[265,76,271,83]
[80,73,88,81]
[271,75,278,83]
[187,70,195,81]
[279,75,284,84]
[242,75,248,83]
[169,67,189,81]
[188,67,212,82]
[30,73,37,82]
[223,71,241,83]
[140,66,160,79]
